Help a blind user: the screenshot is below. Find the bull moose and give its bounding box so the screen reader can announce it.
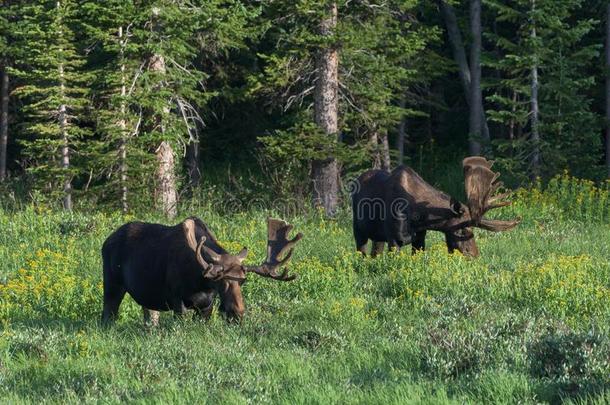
[352,156,519,257]
[101,216,302,325]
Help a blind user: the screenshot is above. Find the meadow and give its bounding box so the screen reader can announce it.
[0,175,609,404]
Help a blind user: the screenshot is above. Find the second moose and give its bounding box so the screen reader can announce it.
[352,156,519,257]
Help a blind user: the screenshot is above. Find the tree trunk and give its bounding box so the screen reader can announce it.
[396,97,406,165]
[370,131,391,171]
[509,90,517,141]
[439,0,490,151]
[57,2,72,211]
[150,53,178,219]
[606,3,610,178]
[59,71,72,211]
[312,2,339,215]
[530,0,540,178]
[156,141,177,218]
[0,66,8,182]
[118,26,128,214]
[186,140,201,188]
[150,8,177,219]
[380,132,391,171]
[370,132,381,169]
[468,0,483,156]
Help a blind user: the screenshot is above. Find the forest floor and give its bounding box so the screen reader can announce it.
[0,180,609,404]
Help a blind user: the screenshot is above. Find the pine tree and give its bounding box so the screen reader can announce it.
[11,0,91,209]
[81,1,141,213]
[254,0,434,208]
[339,1,437,170]
[486,0,602,180]
[82,0,254,214]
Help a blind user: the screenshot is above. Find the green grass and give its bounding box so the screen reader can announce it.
[1,177,610,404]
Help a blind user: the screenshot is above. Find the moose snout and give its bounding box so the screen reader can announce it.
[222,302,245,321]
[219,280,246,321]
[399,233,413,245]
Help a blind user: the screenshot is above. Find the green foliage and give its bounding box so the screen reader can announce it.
[514,173,610,222]
[1,0,609,211]
[252,0,439,174]
[79,1,257,209]
[486,0,603,180]
[9,0,92,204]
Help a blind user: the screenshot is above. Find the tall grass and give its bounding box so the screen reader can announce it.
[0,176,609,403]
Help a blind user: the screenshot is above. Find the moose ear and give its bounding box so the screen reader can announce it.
[236,247,248,263]
[450,197,465,217]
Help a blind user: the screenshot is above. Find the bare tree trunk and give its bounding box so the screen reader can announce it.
[396,97,406,165]
[509,90,517,141]
[468,0,482,156]
[439,0,490,150]
[530,0,540,178]
[150,53,178,219]
[186,140,201,188]
[118,26,128,214]
[150,8,177,219]
[57,2,72,211]
[606,3,610,178]
[370,132,380,169]
[370,130,391,171]
[59,74,71,210]
[380,132,391,171]
[312,2,339,215]
[156,141,177,218]
[0,66,8,182]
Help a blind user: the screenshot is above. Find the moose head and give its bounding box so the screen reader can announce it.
[182,217,303,319]
[442,156,520,256]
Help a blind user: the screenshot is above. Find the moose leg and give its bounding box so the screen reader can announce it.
[188,291,215,320]
[171,297,187,318]
[101,286,126,325]
[412,231,427,254]
[355,234,369,256]
[194,300,214,320]
[370,241,385,257]
[101,269,126,326]
[142,308,160,327]
[388,240,401,253]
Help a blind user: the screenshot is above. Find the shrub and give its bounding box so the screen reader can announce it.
[0,248,101,325]
[528,328,610,401]
[514,174,610,223]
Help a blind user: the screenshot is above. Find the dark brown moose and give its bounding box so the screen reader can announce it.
[101,217,302,325]
[351,156,519,257]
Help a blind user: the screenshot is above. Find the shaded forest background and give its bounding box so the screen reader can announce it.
[0,0,609,216]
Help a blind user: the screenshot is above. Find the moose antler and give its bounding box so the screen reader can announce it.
[183,219,212,268]
[182,218,229,280]
[463,156,520,232]
[245,218,303,281]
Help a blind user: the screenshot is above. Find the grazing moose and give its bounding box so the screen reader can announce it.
[351,156,519,257]
[101,217,302,325]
